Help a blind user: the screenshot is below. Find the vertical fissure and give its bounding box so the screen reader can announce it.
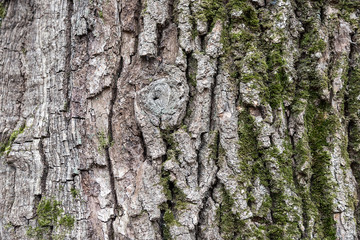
[209,59,220,132]
[33,137,49,223]
[194,53,221,237]
[291,1,334,237]
[347,29,360,236]
[8,166,17,213]
[195,129,221,239]
[38,138,48,197]
[105,57,123,239]
[183,51,195,125]
[64,0,73,114]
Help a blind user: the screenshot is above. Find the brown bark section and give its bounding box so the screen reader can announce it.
[0,0,360,239]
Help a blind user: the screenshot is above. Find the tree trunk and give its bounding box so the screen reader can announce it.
[1,0,360,239]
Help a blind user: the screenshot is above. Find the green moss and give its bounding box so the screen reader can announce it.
[208,131,220,163]
[0,125,26,156]
[159,176,184,240]
[163,226,172,240]
[198,0,226,29]
[228,0,260,31]
[97,130,113,154]
[350,61,360,226]
[163,209,176,225]
[186,48,198,89]
[305,101,338,239]
[237,108,260,183]
[160,171,173,200]
[189,16,199,40]
[216,187,270,239]
[159,132,189,239]
[4,222,14,231]
[0,3,5,17]
[267,191,298,239]
[229,31,254,44]
[262,144,302,238]
[198,0,260,56]
[294,139,311,179]
[348,67,360,158]
[268,145,294,188]
[141,0,148,17]
[236,108,301,237]
[160,206,178,239]
[161,130,181,161]
[265,49,290,109]
[297,30,328,95]
[216,188,244,240]
[188,73,197,87]
[70,188,79,199]
[0,2,7,27]
[203,0,344,237]
[160,170,188,211]
[27,198,75,240]
[58,214,75,229]
[210,0,264,87]
[198,0,260,32]
[301,30,326,54]
[337,0,360,13]
[267,72,286,108]
[288,5,341,236]
[234,49,269,101]
[243,51,268,76]
[161,206,176,240]
[62,101,69,112]
[180,124,188,131]
[237,106,303,237]
[98,10,103,19]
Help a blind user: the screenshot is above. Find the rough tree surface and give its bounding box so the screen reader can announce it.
[1,0,360,239]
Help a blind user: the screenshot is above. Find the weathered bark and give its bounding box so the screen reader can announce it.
[0,0,360,239]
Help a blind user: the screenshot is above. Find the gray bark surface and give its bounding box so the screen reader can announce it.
[0,0,360,239]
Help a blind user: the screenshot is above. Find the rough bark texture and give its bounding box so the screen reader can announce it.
[1,0,360,239]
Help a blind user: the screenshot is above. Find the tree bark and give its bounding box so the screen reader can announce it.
[0,0,360,239]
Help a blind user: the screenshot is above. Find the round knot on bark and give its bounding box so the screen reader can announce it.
[135,77,189,129]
